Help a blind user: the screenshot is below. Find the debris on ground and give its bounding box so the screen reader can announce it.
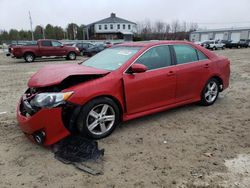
[53,135,104,175]
[203,152,214,158]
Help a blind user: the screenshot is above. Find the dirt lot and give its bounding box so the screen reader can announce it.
[0,49,250,188]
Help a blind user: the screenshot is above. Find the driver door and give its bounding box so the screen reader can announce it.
[123,45,176,114]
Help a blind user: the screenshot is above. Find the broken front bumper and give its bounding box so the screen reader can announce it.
[17,98,70,146]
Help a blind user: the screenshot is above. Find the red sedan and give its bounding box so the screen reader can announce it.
[17,41,230,145]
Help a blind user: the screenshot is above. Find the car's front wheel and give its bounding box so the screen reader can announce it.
[77,97,120,139]
[24,53,35,63]
[67,52,76,60]
[200,78,219,106]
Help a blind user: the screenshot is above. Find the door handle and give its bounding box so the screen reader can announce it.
[204,64,209,68]
[167,70,175,76]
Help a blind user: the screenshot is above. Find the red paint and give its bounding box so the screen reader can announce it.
[28,64,110,88]
[17,41,230,145]
[17,102,70,145]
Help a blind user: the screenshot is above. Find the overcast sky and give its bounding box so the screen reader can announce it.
[0,0,250,31]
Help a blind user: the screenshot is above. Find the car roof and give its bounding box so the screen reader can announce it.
[117,40,197,48]
[116,40,218,59]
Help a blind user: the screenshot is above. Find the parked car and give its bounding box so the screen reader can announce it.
[9,39,80,62]
[16,41,230,145]
[239,39,249,48]
[203,40,225,50]
[85,44,106,57]
[72,42,94,55]
[224,40,248,49]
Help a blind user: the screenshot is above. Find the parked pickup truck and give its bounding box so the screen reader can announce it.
[8,40,80,62]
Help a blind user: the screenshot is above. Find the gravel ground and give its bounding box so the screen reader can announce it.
[0,49,250,188]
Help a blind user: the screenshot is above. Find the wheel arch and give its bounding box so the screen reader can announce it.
[24,51,36,57]
[67,51,76,55]
[83,95,124,121]
[208,75,224,92]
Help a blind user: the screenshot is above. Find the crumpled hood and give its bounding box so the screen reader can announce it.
[28,64,110,88]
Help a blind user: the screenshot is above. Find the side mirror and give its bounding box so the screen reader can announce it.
[129,63,147,74]
[60,44,64,48]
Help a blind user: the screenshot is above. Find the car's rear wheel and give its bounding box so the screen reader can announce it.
[77,97,120,139]
[213,46,217,50]
[24,53,35,63]
[67,52,76,60]
[200,78,219,106]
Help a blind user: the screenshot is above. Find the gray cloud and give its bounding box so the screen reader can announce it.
[0,0,250,30]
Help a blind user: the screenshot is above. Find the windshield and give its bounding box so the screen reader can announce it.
[82,46,141,71]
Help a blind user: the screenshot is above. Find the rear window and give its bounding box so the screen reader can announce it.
[197,50,208,60]
[173,45,198,64]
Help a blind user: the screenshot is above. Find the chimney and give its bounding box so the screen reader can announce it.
[111,13,116,18]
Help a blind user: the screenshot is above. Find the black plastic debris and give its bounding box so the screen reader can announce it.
[53,135,104,175]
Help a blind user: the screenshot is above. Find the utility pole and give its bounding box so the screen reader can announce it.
[29,11,34,41]
[41,25,45,39]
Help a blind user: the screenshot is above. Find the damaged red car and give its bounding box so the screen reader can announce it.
[17,41,230,145]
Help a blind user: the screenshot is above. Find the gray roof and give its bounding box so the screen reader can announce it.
[192,27,250,34]
[88,13,136,26]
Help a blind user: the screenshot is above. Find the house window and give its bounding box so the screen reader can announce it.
[123,24,126,29]
[117,24,120,29]
[110,24,113,30]
[99,25,102,30]
[128,25,131,30]
[104,25,107,30]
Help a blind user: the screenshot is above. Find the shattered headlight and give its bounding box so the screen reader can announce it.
[30,92,73,108]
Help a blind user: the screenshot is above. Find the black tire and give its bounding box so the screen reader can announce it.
[200,78,220,106]
[77,97,120,139]
[24,53,35,63]
[67,52,76,60]
[213,46,217,51]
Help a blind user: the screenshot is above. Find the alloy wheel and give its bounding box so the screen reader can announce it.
[86,104,115,136]
[204,81,218,103]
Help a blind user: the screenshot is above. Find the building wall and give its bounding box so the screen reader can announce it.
[191,29,250,42]
[94,23,136,33]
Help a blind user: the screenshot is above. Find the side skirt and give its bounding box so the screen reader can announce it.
[123,98,200,121]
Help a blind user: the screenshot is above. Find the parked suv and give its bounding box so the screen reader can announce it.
[239,39,249,48]
[203,40,225,50]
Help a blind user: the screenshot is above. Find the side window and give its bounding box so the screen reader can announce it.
[173,45,198,64]
[197,50,208,61]
[41,41,52,47]
[135,45,172,70]
[52,41,62,47]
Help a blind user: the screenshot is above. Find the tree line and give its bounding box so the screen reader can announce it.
[0,20,198,43]
[0,23,86,43]
[135,20,198,41]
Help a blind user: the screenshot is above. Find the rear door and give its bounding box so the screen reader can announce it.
[123,45,176,114]
[173,45,210,102]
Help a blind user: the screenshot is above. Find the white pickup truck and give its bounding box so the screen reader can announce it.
[203,40,225,50]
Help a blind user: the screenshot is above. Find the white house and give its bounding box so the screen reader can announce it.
[87,13,137,41]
